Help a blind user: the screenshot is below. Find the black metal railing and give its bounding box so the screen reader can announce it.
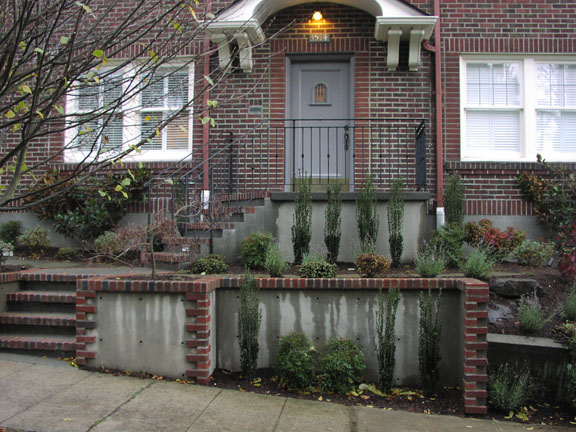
[145,118,426,252]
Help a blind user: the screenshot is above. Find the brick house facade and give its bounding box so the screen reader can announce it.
[2,0,575,243]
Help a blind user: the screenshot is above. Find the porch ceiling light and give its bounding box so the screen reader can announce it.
[312,10,323,21]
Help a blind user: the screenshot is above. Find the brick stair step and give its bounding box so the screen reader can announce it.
[0,312,76,327]
[185,221,235,230]
[0,334,77,352]
[7,291,76,304]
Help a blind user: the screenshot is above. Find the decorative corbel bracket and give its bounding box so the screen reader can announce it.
[386,29,402,71]
[408,29,426,71]
[234,32,253,73]
[211,33,232,71]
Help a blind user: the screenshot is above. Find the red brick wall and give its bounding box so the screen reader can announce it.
[209,2,436,193]
[440,0,576,216]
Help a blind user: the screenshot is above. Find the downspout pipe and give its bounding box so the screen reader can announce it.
[433,0,444,230]
[202,0,213,208]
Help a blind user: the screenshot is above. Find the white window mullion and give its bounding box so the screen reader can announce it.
[524,59,538,159]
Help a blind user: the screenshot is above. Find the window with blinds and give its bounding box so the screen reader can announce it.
[140,68,190,151]
[74,73,124,154]
[66,62,193,162]
[461,58,576,162]
[537,64,576,155]
[464,62,521,158]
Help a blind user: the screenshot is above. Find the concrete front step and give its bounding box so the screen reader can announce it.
[0,312,76,327]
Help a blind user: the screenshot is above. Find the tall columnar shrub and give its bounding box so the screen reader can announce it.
[291,174,312,264]
[444,174,466,226]
[238,272,261,378]
[387,179,405,268]
[324,183,342,264]
[356,175,379,252]
[376,284,401,393]
[418,288,442,396]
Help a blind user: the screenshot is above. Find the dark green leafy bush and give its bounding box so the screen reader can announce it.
[318,338,366,394]
[192,254,228,274]
[444,174,466,226]
[55,247,79,261]
[17,226,50,249]
[241,232,274,270]
[25,167,149,245]
[354,252,391,278]
[489,364,533,412]
[0,221,23,245]
[513,240,555,267]
[428,223,465,267]
[299,256,337,278]
[276,333,317,389]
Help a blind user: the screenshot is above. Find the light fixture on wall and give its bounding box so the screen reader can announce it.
[312,10,323,21]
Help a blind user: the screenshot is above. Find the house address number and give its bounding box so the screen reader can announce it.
[309,34,331,43]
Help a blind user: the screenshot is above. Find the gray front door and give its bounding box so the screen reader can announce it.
[288,60,351,190]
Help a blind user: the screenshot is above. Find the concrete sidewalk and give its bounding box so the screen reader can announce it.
[0,355,570,432]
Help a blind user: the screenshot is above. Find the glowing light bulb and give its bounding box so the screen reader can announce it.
[312,11,323,21]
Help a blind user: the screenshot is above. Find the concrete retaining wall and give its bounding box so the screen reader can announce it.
[216,287,461,386]
[0,272,489,414]
[488,333,571,402]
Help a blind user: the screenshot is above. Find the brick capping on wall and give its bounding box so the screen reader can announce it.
[0,272,488,415]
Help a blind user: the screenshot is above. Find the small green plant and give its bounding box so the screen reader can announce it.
[324,183,342,264]
[387,179,405,268]
[192,254,228,274]
[292,174,312,264]
[414,245,447,278]
[488,364,533,412]
[276,333,317,389]
[428,223,465,267]
[513,240,555,267]
[238,272,261,378]
[376,284,401,393]
[418,288,442,396]
[0,220,23,245]
[299,255,337,278]
[459,248,495,279]
[264,244,287,277]
[356,175,379,252]
[354,252,391,278]
[517,293,549,335]
[55,247,78,261]
[93,231,125,256]
[17,226,51,249]
[318,338,366,395]
[240,232,274,270]
[563,287,576,322]
[444,174,466,226]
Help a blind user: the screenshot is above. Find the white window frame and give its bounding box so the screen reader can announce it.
[65,60,194,163]
[460,55,576,162]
